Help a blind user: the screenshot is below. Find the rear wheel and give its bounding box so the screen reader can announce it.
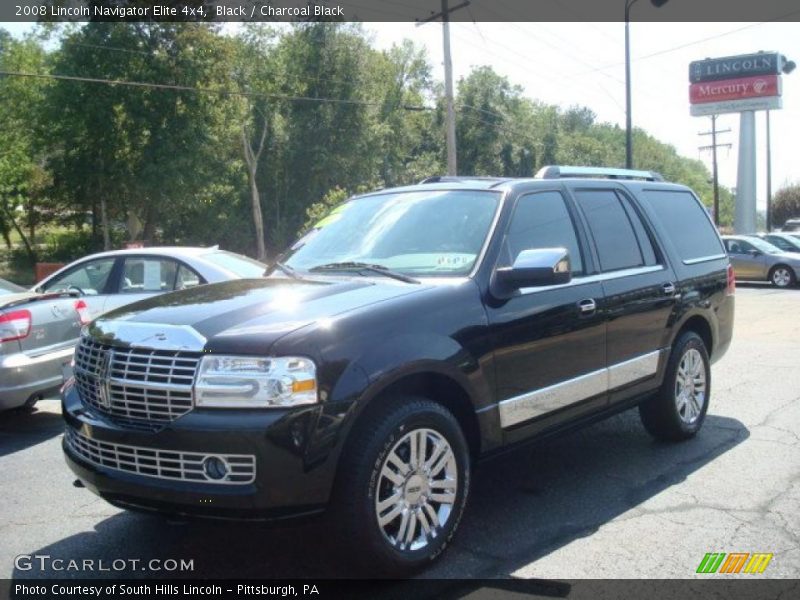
[639,332,710,441]
[769,265,795,288]
[332,397,470,575]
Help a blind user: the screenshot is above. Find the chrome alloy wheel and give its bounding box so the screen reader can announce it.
[772,267,792,287]
[374,428,458,551]
[675,348,706,424]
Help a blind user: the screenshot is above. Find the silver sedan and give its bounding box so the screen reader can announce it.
[722,235,800,288]
[1,278,84,411]
[33,246,267,320]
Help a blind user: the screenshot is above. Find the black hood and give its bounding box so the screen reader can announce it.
[89,278,429,353]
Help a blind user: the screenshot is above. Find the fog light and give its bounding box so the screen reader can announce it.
[202,456,229,481]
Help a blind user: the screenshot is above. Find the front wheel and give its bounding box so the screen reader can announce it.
[332,397,470,575]
[769,265,795,288]
[639,332,710,441]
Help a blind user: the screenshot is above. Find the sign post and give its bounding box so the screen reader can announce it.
[734,111,757,234]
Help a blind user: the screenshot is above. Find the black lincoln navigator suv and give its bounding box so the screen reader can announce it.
[62,166,734,573]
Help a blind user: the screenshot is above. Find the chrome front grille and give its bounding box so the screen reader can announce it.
[65,428,256,485]
[74,337,201,425]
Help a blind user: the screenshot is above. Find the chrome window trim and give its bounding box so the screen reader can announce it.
[497,349,665,428]
[517,265,665,294]
[682,254,728,265]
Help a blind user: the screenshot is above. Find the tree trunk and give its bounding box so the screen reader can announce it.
[0,218,12,249]
[100,197,111,250]
[242,114,270,262]
[1,202,36,261]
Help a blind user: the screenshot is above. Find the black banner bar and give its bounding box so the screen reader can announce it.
[3,579,800,600]
[1,0,800,23]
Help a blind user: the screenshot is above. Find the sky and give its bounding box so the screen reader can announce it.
[365,21,799,209]
[3,19,798,208]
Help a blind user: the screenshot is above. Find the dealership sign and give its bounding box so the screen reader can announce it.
[689,52,784,116]
[689,52,781,83]
[690,96,782,117]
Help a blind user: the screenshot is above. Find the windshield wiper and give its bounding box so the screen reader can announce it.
[308,262,419,284]
[264,261,303,280]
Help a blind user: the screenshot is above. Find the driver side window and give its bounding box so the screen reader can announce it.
[503,191,584,274]
[41,258,116,295]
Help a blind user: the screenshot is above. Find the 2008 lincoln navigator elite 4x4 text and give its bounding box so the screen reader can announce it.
[62,166,734,573]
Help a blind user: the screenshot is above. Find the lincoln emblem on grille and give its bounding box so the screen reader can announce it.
[96,349,114,409]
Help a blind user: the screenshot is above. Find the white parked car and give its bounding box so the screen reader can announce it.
[33,247,267,320]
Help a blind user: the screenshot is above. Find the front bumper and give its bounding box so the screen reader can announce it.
[0,343,74,410]
[61,382,336,520]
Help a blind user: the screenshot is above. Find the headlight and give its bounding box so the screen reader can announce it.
[194,355,318,408]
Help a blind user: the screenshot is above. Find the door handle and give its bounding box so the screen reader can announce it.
[662,282,676,296]
[578,298,597,314]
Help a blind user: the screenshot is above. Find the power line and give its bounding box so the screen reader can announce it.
[0,70,431,111]
[569,16,800,79]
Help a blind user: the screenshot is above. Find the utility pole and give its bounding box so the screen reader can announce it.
[417,1,470,175]
[698,115,731,227]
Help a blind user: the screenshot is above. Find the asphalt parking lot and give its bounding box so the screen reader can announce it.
[1,283,798,582]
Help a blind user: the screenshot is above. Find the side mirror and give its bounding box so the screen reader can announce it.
[748,249,762,257]
[495,247,572,291]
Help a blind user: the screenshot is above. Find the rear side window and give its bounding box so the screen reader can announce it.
[574,190,645,272]
[641,190,725,263]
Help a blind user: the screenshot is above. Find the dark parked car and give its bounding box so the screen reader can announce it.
[1,278,85,411]
[62,167,734,573]
[758,232,800,254]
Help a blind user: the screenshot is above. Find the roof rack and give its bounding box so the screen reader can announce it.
[535,165,665,182]
[419,176,511,184]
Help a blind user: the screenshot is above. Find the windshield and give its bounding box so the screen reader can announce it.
[746,237,783,254]
[201,251,267,278]
[284,190,502,277]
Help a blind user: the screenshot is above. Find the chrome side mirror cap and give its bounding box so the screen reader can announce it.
[495,247,572,291]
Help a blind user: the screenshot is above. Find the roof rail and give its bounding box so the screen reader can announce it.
[535,165,665,182]
[419,175,511,184]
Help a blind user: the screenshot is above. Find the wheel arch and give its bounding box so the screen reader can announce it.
[672,314,713,359]
[352,367,483,463]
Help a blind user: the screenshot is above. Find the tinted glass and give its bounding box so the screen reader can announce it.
[504,191,583,274]
[575,190,643,272]
[42,258,115,295]
[766,235,800,251]
[618,193,658,266]
[641,190,725,262]
[121,258,178,293]
[285,190,501,276]
[201,251,266,278]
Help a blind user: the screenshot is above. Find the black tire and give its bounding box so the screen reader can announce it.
[768,265,796,288]
[331,396,470,575]
[19,394,41,412]
[639,332,710,442]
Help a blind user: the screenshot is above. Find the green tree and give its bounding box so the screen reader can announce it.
[772,184,800,229]
[45,23,243,250]
[0,30,51,258]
